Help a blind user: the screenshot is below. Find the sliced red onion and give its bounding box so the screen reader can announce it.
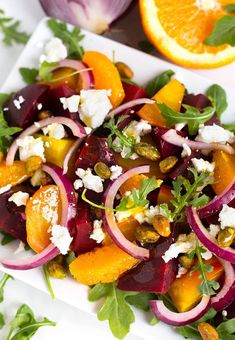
[40,0,134,34]
[198,178,235,218]
[108,98,155,118]
[187,206,235,263]
[211,258,235,311]
[1,164,76,270]
[102,165,150,260]
[150,295,210,326]
[63,138,82,175]
[6,116,86,166]
[162,129,235,155]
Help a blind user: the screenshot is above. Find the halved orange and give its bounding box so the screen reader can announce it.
[139,0,235,68]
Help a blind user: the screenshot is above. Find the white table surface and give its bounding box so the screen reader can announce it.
[0,1,235,339]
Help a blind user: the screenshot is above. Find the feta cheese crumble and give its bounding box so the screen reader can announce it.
[60,95,80,113]
[209,224,220,238]
[90,220,105,243]
[40,37,67,63]
[37,103,43,110]
[176,265,188,278]
[8,191,29,206]
[110,165,123,180]
[42,123,65,140]
[13,95,25,110]
[0,184,12,195]
[175,123,186,131]
[196,124,235,144]
[16,136,45,162]
[219,204,235,229]
[191,158,215,173]
[134,205,172,225]
[50,224,73,255]
[124,119,152,143]
[75,168,103,193]
[181,143,192,158]
[78,89,112,128]
[30,169,45,187]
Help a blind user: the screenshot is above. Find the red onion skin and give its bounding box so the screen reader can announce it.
[187,206,235,263]
[149,295,211,326]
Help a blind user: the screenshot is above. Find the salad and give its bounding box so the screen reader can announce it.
[1,17,235,340]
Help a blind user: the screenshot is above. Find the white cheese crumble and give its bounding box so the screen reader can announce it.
[90,219,105,243]
[60,95,80,113]
[0,184,12,195]
[175,123,186,131]
[209,224,220,238]
[13,95,25,110]
[73,179,83,190]
[120,146,138,160]
[219,204,235,229]
[50,224,73,255]
[40,37,67,63]
[134,205,172,225]
[75,168,103,193]
[110,165,123,180]
[181,143,192,158]
[115,210,133,222]
[176,265,188,278]
[124,119,152,143]
[16,136,46,162]
[84,127,92,135]
[42,123,65,140]
[191,158,215,173]
[222,310,228,317]
[8,191,29,206]
[78,89,112,128]
[37,103,43,110]
[196,124,235,144]
[30,169,45,187]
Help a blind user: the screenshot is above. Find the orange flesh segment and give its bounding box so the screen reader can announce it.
[41,67,78,90]
[168,257,224,312]
[0,161,29,187]
[69,243,139,285]
[82,51,125,108]
[26,185,62,253]
[212,150,235,195]
[157,185,173,205]
[103,217,139,246]
[137,79,185,126]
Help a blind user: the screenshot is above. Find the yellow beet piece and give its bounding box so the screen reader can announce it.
[69,243,139,286]
[213,150,235,195]
[0,161,29,187]
[35,134,74,167]
[83,51,125,108]
[137,79,185,126]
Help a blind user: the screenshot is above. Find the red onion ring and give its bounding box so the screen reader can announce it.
[63,138,83,175]
[198,178,235,218]
[102,165,150,260]
[211,258,235,311]
[1,164,76,270]
[107,98,155,118]
[6,116,86,166]
[187,206,235,263]
[149,295,210,326]
[162,129,235,155]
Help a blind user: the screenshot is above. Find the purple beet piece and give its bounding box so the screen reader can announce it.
[152,126,187,158]
[5,84,49,128]
[70,202,97,255]
[169,151,201,180]
[118,240,178,293]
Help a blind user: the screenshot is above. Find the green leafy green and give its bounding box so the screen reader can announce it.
[47,18,84,59]
[158,103,215,135]
[6,304,56,340]
[1,231,15,245]
[0,312,5,329]
[138,40,155,54]
[43,265,55,300]
[0,273,13,303]
[223,123,235,133]
[19,67,38,84]
[206,84,228,119]
[149,316,159,326]
[38,61,59,82]
[89,283,135,340]
[0,92,11,108]
[224,4,235,12]
[0,9,29,46]
[145,70,175,97]
[126,292,155,312]
[217,317,235,338]
[0,109,22,154]
[204,15,235,46]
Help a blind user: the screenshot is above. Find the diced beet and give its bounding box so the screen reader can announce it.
[5,84,49,128]
[152,126,186,158]
[169,151,201,180]
[70,201,97,254]
[118,240,178,293]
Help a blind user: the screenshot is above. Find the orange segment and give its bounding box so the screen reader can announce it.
[26,185,62,253]
[212,150,235,194]
[69,243,139,285]
[139,0,235,68]
[137,79,185,126]
[0,161,29,187]
[83,51,125,107]
[103,217,139,246]
[40,67,78,90]
[157,185,173,205]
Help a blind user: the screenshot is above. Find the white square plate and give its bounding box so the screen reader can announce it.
[1,18,234,340]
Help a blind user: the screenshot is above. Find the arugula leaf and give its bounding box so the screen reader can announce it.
[0,109,22,154]
[1,231,15,245]
[0,312,5,329]
[0,9,29,46]
[158,103,215,135]
[0,92,11,108]
[145,70,175,97]
[206,84,228,119]
[224,4,235,13]
[223,123,235,133]
[0,273,13,303]
[204,15,235,46]
[19,67,38,84]
[217,317,235,337]
[89,283,135,340]
[47,18,84,59]
[126,292,155,312]
[43,265,55,300]
[138,40,155,54]
[149,316,159,326]
[38,61,59,82]
[6,304,56,340]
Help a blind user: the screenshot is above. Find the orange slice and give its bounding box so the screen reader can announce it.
[139,0,235,68]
